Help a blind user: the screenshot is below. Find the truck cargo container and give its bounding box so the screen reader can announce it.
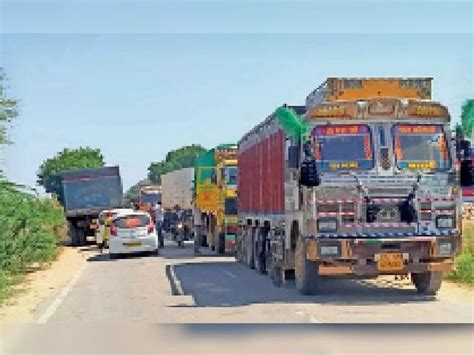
[236,78,462,295]
[61,166,123,246]
[161,168,194,211]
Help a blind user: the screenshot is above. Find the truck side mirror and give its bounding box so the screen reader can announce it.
[287,146,300,169]
[299,159,320,187]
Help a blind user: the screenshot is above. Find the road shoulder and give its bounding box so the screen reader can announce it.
[0,246,86,323]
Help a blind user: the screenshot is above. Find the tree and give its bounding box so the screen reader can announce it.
[148,144,207,184]
[0,68,19,146]
[124,177,151,206]
[461,99,474,139]
[37,147,105,203]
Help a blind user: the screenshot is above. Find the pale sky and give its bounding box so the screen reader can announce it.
[1,0,473,192]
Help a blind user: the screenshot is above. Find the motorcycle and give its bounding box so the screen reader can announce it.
[173,222,185,248]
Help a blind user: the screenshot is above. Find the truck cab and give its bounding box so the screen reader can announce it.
[295,78,461,294]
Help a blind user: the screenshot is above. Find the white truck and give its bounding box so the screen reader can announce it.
[161,167,194,210]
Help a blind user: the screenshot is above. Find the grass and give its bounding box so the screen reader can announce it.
[447,223,474,285]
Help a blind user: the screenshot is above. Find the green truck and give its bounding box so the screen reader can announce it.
[193,144,238,254]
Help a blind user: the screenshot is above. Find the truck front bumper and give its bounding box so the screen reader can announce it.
[305,235,461,276]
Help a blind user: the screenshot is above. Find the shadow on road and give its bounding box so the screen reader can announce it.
[87,251,157,262]
[171,261,436,307]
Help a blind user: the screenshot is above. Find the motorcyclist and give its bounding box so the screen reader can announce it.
[172,205,185,247]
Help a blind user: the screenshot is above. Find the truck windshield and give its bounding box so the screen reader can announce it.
[141,192,161,204]
[224,166,238,186]
[394,124,450,170]
[312,124,374,171]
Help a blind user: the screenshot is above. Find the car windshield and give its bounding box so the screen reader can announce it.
[114,215,150,228]
[312,124,374,171]
[394,124,450,170]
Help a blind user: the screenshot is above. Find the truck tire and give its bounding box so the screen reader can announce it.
[246,227,255,269]
[295,237,319,295]
[77,227,86,246]
[69,222,78,246]
[253,228,266,274]
[217,232,225,255]
[412,271,443,295]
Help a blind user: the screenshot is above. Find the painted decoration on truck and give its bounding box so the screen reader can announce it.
[312,124,374,171]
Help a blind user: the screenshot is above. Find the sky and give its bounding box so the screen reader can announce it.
[0,0,473,193]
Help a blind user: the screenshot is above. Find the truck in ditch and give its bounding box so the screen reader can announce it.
[61,166,123,246]
[236,77,461,295]
[193,144,238,254]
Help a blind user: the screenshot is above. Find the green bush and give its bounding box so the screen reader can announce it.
[448,226,474,285]
[0,179,66,302]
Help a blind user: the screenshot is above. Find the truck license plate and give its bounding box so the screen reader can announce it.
[377,253,403,271]
[124,241,142,247]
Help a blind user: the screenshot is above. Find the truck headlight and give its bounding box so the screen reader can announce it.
[317,218,337,232]
[319,244,341,257]
[436,216,454,229]
[437,241,452,256]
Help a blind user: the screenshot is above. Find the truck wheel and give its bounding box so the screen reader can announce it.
[412,271,443,295]
[246,228,255,269]
[217,232,225,255]
[253,230,266,274]
[77,227,86,246]
[69,223,78,246]
[295,237,319,295]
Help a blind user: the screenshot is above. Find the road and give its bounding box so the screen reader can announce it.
[30,235,472,324]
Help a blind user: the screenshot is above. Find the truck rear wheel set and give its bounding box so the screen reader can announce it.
[411,271,443,295]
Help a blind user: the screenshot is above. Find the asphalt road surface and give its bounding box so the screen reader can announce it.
[28,234,473,324]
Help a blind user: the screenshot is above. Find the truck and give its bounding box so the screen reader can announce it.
[236,77,462,295]
[456,136,474,218]
[193,144,238,254]
[61,166,123,246]
[161,167,194,211]
[138,185,162,213]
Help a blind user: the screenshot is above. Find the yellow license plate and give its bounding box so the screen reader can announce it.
[123,241,142,247]
[377,253,404,271]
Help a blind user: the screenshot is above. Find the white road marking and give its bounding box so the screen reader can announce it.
[36,260,87,324]
[223,270,237,278]
[169,264,184,295]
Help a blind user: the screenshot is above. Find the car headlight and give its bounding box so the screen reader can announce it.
[437,241,452,256]
[317,218,337,232]
[436,216,454,229]
[319,245,340,257]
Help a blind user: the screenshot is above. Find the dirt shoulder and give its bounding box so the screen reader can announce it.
[0,246,86,323]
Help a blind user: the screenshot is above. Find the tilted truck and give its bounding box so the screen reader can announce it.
[61,166,123,246]
[237,78,462,295]
[194,144,238,254]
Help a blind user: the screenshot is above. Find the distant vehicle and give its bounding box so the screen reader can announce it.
[96,208,134,249]
[138,185,162,213]
[61,166,123,246]
[109,211,159,258]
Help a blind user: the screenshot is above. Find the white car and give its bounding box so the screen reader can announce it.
[96,208,134,247]
[109,211,158,258]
